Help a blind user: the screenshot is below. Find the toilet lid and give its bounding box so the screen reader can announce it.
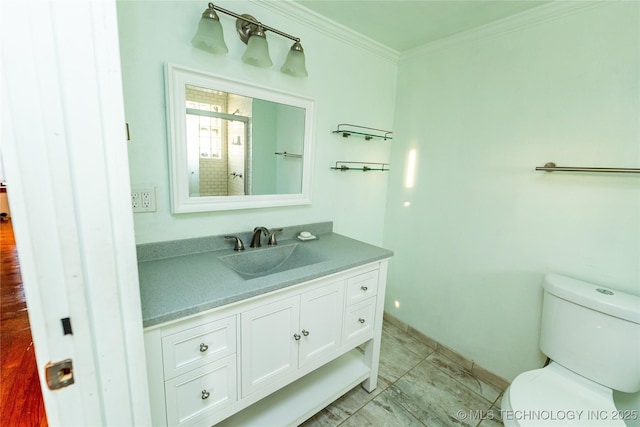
[507,365,624,426]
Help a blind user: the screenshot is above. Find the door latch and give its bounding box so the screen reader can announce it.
[45,359,74,390]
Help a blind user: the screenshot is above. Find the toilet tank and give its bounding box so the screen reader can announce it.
[539,273,640,393]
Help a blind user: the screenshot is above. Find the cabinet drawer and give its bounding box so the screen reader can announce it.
[165,355,237,427]
[346,270,378,305]
[162,316,236,379]
[343,298,376,345]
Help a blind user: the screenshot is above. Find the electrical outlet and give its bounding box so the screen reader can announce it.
[131,191,140,209]
[131,187,156,213]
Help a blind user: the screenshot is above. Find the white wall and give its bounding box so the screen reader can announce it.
[117,0,396,245]
[383,1,639,415]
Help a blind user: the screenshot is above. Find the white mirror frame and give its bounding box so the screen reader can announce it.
[165,63,315,213]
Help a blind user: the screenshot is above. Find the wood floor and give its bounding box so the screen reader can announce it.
[1,220,48,426]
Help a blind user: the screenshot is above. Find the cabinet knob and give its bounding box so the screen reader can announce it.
[201,389,210,400]
[293,333,301,341]
[358,318,366,324]
[199,343,209,352]
[361,286,368,291]
[302,329,310,336]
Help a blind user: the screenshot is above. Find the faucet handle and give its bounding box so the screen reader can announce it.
[224,235,245,251]
[267,229,283,246]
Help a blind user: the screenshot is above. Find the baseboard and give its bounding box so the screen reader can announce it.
[383,312,510,391]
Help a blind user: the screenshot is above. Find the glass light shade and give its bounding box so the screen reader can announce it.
[241,35,273,67]
[280,45,308,78]
[191,17,228,54]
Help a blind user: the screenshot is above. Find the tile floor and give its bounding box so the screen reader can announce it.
[302,319,505,427]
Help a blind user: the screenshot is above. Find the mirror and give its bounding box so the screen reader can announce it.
[165,63,315,213]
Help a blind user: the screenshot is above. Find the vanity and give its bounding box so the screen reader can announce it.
[138,222,392,426]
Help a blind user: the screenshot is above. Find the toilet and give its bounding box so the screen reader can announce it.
[501,273,640,426]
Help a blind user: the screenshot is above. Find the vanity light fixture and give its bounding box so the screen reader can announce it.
[241,24,272,67]
[280,41,307,77]
[192,2,308,77]
[191,4,228,54]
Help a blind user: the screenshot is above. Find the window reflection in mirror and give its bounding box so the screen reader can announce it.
[185,85,250,197]
[166,64,314,213]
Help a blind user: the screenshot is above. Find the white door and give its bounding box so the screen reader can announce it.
[1,1,150,425]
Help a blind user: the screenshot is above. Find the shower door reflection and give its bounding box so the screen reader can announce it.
[185,84,250,197]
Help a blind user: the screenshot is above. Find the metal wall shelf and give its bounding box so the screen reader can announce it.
[331,161,389,172]
[332,124,392,141]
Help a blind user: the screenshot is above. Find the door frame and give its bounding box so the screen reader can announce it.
[1,0,151,424]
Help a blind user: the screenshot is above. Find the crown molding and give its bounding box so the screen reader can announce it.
[249,0,608,65]
[251,0,400,64]
[400,1,607,63]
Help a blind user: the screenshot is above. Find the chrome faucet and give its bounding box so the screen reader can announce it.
[250,227,269,248]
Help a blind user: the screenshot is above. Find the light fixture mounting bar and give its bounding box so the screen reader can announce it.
[209,3,300,43]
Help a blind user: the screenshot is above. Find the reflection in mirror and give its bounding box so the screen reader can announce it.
[185,85,250,197]
[166,64,314,213]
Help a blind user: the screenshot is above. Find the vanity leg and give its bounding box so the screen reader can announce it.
[361,338,380,392]
[361,260,388,393]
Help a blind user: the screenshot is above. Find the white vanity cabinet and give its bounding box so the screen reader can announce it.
[241,280,344,397]
[144,260,388,427]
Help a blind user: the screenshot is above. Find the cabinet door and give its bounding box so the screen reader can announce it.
[298,280,344,368]
[241,295,299,397]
